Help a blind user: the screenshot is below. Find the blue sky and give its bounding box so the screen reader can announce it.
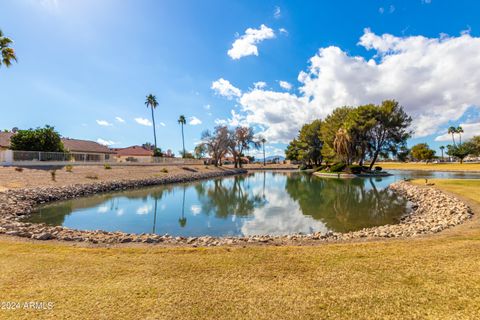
[1,0,480,157]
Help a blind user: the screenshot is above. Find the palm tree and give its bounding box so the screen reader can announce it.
[179,187,187,227]
[457,126,464,145]
[333,128,352,165]
[0,29,17,68]
[440,145,445,161]
[178,115,187,158]
[448,126,457,146]
[145,94,159,151]
[261,138,266,166]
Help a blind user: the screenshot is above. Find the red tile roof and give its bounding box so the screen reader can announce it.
[112,146,153,156]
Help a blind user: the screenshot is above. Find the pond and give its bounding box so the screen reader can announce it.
[25,170,480,237]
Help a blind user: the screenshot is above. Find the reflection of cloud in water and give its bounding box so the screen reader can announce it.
[190,205,201,215]
[160,204,167,211]
[97,206,109,213]
[136,205,152,215]
[116,209,125,216]
[241,185,328,236]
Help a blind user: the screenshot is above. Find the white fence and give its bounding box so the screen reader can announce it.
[0,150,204,166]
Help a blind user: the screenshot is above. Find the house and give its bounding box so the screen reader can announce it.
[0,132,116,163]
[61,138,117,161]
[111,145,153,162]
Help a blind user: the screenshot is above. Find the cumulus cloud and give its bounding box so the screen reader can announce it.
[97,138,116,146]
[211,78,241,99]
[160,122,166,127]
[214,29,480,143]
[135,117,152,126]
[115,117,125,123]
[434,122,480,142]
[279,81,292,90]
[96,120,113,127]
[189,116,202,125]
[227,24,275,60]
[279,28,288,35]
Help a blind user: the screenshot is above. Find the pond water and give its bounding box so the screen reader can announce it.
[25,170,480,237]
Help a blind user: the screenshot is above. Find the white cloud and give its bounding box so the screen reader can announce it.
[254,81,267,89]
[96,120,113,127]
[422,0,432,4]
[215,29,480,143]
[211,78,241,99]
[279,81,292,90]
[135,117,152,126]
[190,205,201,215]
[204,104,211,110]
[378,7,385,14]
[274,6,281,19]
[97,138,116,146]
[434,122,480,142]
[389,5,395,13]
[189,116,202,125]
[214,110,246,127]
[115,117,125,123]
[136,205,152,215]
[160,122,166,127]
[279,28,288,35]
[227,24,275,60]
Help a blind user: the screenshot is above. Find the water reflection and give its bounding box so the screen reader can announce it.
[26,170,479,237]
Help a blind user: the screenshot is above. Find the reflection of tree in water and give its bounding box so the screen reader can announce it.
[195,176,265,219]
[285,173,409,232]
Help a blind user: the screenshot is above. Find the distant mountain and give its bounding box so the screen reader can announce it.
[255,155,285,162]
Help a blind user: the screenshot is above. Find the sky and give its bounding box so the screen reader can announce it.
[1,0,480,158]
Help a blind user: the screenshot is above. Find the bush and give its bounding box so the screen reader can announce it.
[50,170,56,181]
[348,165,363,174]
[14,167,23,172]
[86,174,99,180]
[314,165,326,172]
[374,166,382,171]
[160,168,168,173]
[330,162,346,173]
[65,165,73,173]
[104,164,112,170]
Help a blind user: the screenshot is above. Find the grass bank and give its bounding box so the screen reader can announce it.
[377,162,480,172]
[1,180,480,319]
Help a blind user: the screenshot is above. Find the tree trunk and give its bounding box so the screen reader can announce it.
[151,107,158,150]
[369,151,380,170]
[181,124,185,158]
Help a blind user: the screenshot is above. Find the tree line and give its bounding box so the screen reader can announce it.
[285,100,412,170]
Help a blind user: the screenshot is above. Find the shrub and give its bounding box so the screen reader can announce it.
[160,168,168,173]
[86,174,99,180]
[14,167,23,172]
[104,164,112,170]
[330,162,346,173]
[50,170,56,181]
[299,164,308,170]
[314,165,326,172]
[348,165,363,174]
[374,166,382,171]
[65,165,73,173]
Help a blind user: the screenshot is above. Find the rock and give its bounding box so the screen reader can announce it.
[32,232,53,240]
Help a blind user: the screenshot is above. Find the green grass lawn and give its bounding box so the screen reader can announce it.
[1,180,480,319]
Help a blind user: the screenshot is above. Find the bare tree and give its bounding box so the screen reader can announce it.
[228,126,260,168]
[200,126,230,166]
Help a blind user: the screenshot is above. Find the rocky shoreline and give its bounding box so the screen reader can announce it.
[0,174,474,247]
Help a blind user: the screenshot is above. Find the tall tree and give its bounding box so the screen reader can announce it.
[145,94,159,152]
[260,137,266,166]
[440,145,445,161]
[457,126,464,145]
[366,100,412,170]
[178,115,187,158]
[448,126,457,146]
[447,143,474,164]
[0,29,17,68]
[228,126,260,168]
[200,126,230,166]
